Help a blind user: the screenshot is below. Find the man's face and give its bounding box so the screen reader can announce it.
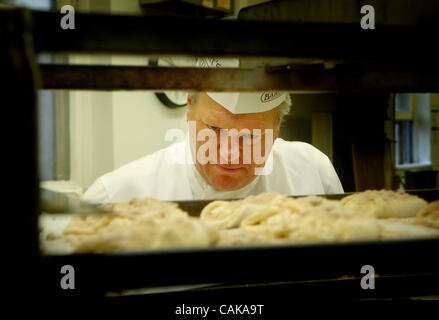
[187,92,279,191]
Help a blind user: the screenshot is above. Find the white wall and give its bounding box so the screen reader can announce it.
[111,92,187,170]
[65,0,187,192]
[68,55,114,190]
[68,69,187,192]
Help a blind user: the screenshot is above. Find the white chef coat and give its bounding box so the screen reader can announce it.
[81,136,344,204]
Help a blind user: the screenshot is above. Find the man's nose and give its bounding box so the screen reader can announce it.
[220,136,241,164]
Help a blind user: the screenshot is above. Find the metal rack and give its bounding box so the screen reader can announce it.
[30,11,439,92]
[2,8,439,299]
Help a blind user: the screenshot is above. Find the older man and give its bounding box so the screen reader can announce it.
[82,59,343,203]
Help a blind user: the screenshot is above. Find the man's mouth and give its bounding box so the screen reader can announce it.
[214,164,243,172]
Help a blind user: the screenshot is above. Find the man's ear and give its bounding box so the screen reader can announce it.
[186,94,191,122]
[187,94,191,106]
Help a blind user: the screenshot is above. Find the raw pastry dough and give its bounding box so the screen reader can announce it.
[340,190,428,218]
[210,194,380,244]
[217,228,281,246]
[55,197,218,253]
[200,193,286,229]
[285,210,381,242]
[75,215,218,253]
[377,219,439,239]
[210,191,438,245]
[415,200,439,229]
[41,191,438,254]
[199,200,253,229]
[240,195,348,235]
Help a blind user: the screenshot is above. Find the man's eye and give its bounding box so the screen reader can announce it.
[208,125,220,131]
[240,133,260,139]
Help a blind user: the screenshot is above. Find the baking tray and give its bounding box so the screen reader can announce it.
[176,189,439,215]
[38,189,439,296]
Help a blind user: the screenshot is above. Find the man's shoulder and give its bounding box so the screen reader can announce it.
[101,140,186,182]
[269,139,343,194]
[85,140,188,202]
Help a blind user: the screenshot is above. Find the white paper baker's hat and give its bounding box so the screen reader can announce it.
[196,57,287,114]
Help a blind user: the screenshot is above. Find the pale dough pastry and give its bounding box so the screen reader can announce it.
[55,197,218,253]
[102,197,188,220]
[39,213,75,254]
[214,194,380,243]
[240,195,349,235]
[199,200,253,229]
[42,192,438,253]
[216,228,280,246]
[201,193,344,231]
[286,210,381,243]
[340,190,428,218]
[377,219,439,239]
[217,204,380,244]
[415,200,439,229]
[200,193,287,229]
[74,216,218,253]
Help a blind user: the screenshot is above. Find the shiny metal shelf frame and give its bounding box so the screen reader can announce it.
[29,10,439,93]
[39,63,439,93]
[30,11,437,61]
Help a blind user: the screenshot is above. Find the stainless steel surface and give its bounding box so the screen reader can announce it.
[39,64,439,93]
[40,188,111,214]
